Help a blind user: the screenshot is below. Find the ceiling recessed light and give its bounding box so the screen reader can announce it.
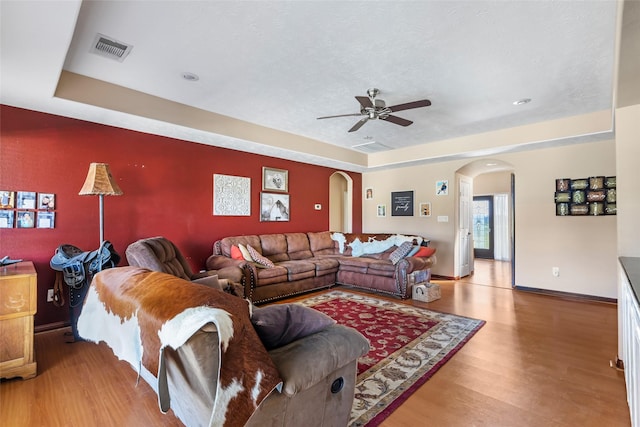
[486,162,498,166]
[513,98,531,106]
[182,72,199,81]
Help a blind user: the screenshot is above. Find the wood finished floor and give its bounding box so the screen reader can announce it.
[0,261,630,426]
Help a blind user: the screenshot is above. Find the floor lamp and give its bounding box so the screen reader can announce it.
[79,163,123,247]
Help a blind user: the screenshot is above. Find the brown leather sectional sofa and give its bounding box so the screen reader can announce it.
[206,231,435,303]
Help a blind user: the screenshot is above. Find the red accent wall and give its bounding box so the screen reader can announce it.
[0,105,362,327]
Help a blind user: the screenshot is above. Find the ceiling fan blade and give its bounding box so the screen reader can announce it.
[355,96,373,109]
[381,115,413,127]
[317,113,364,120]
[348,117,369,132]
[388,99,431,113]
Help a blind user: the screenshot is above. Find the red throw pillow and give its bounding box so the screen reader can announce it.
[230,245,244,260]
[414,246,436,257]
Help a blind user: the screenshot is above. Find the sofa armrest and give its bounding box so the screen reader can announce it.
[206,254,247,270]
[399,255,436,274]
[267,324,369,396]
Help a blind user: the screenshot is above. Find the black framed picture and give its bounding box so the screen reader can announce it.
[391,191,414,216]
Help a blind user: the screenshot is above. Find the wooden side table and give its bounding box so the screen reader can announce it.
[0,261,37,380]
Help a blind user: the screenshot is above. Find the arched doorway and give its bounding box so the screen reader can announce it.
[456,159,515,287]
[329,171,353,233]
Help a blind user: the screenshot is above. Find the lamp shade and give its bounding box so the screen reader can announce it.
[79,163,123,196]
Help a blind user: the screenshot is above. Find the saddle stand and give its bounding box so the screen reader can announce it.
[50,241,120,342]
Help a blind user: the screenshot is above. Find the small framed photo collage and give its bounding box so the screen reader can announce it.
[0,190,56,229]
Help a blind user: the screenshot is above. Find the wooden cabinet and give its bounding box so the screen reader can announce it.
[620,257,640,427]
[0,261,37,380]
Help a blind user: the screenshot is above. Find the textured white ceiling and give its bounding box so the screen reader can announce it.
[1,0,620,171]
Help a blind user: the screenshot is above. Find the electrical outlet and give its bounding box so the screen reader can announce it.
[47,288,54,302]
[552,267,560,277]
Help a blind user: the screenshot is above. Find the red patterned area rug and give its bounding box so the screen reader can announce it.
[297,290,485,427]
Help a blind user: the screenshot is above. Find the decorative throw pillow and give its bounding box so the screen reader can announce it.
[251,304,336,350]
[238,243,254,261]
[414,246,436,258]
[389,241,414,265]
[246,244,275,268]
[230,245,244,260]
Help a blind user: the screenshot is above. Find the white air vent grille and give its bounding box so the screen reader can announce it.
[90,33,133,62]
[351,141,392,153]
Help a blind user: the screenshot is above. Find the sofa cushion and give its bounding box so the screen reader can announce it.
[307,257,340,277]
[231,245,244,260]
[389,241,414,265]
[414,246,436,257]
[251,304,336,350]
[247,245,275,268]
[365,260,396,277]
[285,233,313,260]
[254,265,289,285]
[259,234,289,262]
[277,260,316,281]
[238,244,254,261]
[308,231,336,256]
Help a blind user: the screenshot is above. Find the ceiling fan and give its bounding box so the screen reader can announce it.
[317,88,431,133]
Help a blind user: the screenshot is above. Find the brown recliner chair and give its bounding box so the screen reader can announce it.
[125,236,243,294]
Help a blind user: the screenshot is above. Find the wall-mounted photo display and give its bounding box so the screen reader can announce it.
[555,176,616,216]
[260,192,290,222]
[262,167,288,193]
[0,190,57,228]
[377,204,386,217]
[391,191,414,216]
[0,210,15,228]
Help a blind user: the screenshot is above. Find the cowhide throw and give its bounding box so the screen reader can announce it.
[77,266,282,427]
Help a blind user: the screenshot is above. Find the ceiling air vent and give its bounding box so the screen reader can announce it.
[90,33,133,62]
[351,141,392,153]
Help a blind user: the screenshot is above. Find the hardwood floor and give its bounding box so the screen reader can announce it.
[1,263,630,426]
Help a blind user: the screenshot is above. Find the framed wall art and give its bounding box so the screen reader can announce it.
[391,190,414,216]
[262,167,288,192]
[554,176,616,216]
[38,193,55,209]
[377,204,386,217]
[261,192,290,221]
[0,210,15,228]
[0,191,15,208]
[213,174,251,216]
[436,180,448,196]
[16,211,35,228]
[419,202,432,217]
[16,191,36,209]
[37,211,55,228]
[365,187,373,200]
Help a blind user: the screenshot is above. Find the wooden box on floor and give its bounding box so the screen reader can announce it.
[412,283,441,302]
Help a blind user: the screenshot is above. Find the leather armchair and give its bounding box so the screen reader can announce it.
[125,236,242,291]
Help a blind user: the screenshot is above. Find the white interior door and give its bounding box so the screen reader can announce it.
[459,177,472,277]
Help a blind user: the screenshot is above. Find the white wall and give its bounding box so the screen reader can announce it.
[363,139,618,299]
